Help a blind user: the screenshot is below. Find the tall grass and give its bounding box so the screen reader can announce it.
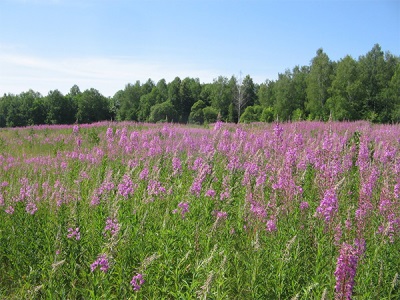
[0,121,399,299]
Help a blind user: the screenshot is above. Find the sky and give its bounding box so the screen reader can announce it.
[0,0,399,97]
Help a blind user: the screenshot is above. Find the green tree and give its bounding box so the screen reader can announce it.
[358,44,386,121]
[306,48,333,120]
[209,76,232,121]
[180,77,198,123]
[239,105,263,123]
[149,101,177,123]
[257,80,276,108]
[274,70,294,121]
[260,107,274,122]
[45,89,76,124]
[189,100,206,124]
[76,88,110,123]
[168,77,182,119]
[232,74,256,122]
[383,63,400,122]
[326,55,363,121]
[202,106,219,123]
[115,81,142,121]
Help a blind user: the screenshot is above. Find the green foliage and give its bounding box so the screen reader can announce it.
[260,106,274,122]
[76,88,111,124]
[239,105,263,123]
[149,101,177,123]
[0,44,399,127]
[202,106,219,124]
[189,100,206,124]
[306,48,333,120]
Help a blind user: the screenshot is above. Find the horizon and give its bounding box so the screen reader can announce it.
[1,0,399,97]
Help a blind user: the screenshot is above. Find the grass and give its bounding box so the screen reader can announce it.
[0,121,399,299]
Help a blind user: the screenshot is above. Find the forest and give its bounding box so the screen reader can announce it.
[0,44,399,127]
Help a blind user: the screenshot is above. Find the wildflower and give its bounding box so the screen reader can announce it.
[118,174,135,198]
[205,189,216,198]
[91,254,109,273]
[190,180,202,196]
[104,218,120,236]
[26,202,38,215]
[219,188,230,201]
[315,188,338,223]
[139,167,149,180]
[67,227,81,240]
[334,242,360,300]
[172,157,182,175]
[72,125,79,134]
[131,273,145,291]
[5,205,14,215]
[173,202,190,219]
[214,210,228,220]
[147,180,166,196]
[300,201,309,211]
[266,218,277,232]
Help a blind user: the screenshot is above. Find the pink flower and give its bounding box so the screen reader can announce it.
[214,210,228,220]
[5,205,14,215]
[334,242,360,299]
[205,189,216,198]
[300,201,309,211]
[131,273,145,291]
[26,202,38,215]
[67,227,81,240]
[173,202,190,219]
[91,254,109,273]
[315,188,338,223]
[104,218,120,236]
[266,219,277,232]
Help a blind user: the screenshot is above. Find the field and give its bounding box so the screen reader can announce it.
[0,121,399,299]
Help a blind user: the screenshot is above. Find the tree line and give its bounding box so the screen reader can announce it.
[0,44,399,127]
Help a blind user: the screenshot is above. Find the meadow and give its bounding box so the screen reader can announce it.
[0,121,399,299]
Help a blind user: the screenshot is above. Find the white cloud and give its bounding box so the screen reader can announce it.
[0,52,223,97]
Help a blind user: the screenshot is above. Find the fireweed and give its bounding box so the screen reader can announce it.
[0,121,399,299]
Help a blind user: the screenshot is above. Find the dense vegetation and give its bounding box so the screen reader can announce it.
[1,44,399,127]
[0,121,399,298]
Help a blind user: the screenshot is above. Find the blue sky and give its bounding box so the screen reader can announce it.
[0,0,399,97]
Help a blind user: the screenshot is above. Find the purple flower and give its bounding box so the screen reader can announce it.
[299,201,309,211]
[118,174,135,198]
[315,188,338,223]
[266,219,277,232]
[190,180,202,196]
[67,227,81,240]
[334,242,360,299]
[91,254,109,273]
[131,273,145,291]
[139,167,149,180]
[205,189,216,198]
[173,202,190,219]
[104,218,120,236]
[214,210,228,220]
[5,205,14,215]
[26,202,38,215]
[172,157,182,175]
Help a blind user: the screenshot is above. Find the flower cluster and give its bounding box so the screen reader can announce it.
[25,202,38,215]
[90,254,109,273]
[67,227,81,240]
[118,174,135,199]
[316,188,338,223]
[334,242,360,299]
[173,202,190,219]
[104,218,120,236]
[130,273,145,291]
